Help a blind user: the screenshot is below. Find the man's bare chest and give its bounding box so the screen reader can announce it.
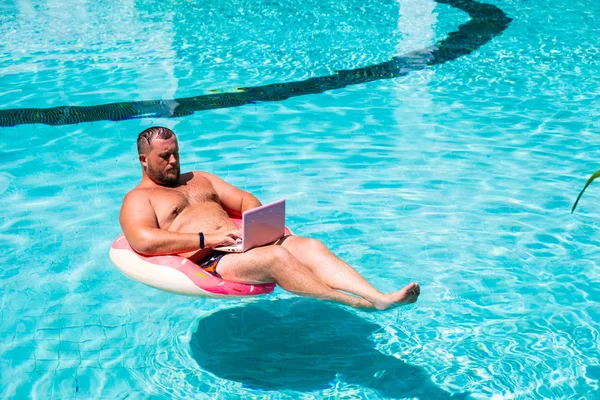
[149,181,220,224]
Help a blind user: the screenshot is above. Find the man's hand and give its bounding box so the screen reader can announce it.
[205,227,242,248]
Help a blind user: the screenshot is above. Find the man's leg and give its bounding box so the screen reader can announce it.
[215,246,374,309]
[279,236,420,310]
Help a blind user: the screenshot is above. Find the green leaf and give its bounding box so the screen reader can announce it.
[572,169,600,213]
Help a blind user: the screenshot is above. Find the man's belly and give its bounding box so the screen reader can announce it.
[166,203,238,261]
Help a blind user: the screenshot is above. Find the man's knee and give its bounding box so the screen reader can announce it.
[265,245,294,264]
[296,237,326,253]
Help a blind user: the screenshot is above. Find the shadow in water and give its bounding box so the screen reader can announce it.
[191,299,467,399]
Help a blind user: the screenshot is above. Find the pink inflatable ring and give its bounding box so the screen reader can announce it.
[109,217,291,298]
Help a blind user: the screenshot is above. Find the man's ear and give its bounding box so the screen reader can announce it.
[139,154,148,169]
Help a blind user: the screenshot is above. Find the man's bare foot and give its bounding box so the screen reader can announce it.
[373,282,420,311]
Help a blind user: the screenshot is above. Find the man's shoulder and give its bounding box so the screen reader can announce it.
[189,170,211,178]
[123,186,152,202]
[187,171,217,184]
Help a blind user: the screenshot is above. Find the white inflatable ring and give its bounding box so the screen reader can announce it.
[109,217,291,297]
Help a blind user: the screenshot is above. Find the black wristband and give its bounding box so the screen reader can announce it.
[199,232,205,249]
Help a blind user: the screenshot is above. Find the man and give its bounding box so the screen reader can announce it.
[120,126,420,309]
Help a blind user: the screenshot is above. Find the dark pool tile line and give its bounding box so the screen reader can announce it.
[0,0,511,128]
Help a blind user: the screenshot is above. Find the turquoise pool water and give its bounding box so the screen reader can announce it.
[1,0,599,398]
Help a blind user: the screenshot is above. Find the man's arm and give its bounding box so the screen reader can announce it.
[119,190,239,256]
[120,190,201,255]
[199,172,262,215]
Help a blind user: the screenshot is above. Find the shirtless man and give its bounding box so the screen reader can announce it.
[119,126,420,309]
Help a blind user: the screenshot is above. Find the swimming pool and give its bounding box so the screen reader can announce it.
[1,0,599,397]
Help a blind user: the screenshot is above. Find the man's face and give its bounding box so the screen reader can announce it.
[142,136,180,186]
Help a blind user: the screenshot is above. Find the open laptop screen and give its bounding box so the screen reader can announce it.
[214,199,285,252]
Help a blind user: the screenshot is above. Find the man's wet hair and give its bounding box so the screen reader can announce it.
[137,126,175,155]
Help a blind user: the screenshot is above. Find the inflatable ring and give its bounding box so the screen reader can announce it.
[109,217,291,297]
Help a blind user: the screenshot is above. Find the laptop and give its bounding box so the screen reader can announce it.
[214,199,286,253]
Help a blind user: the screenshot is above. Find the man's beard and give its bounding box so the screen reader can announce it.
[148,165,180,187]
